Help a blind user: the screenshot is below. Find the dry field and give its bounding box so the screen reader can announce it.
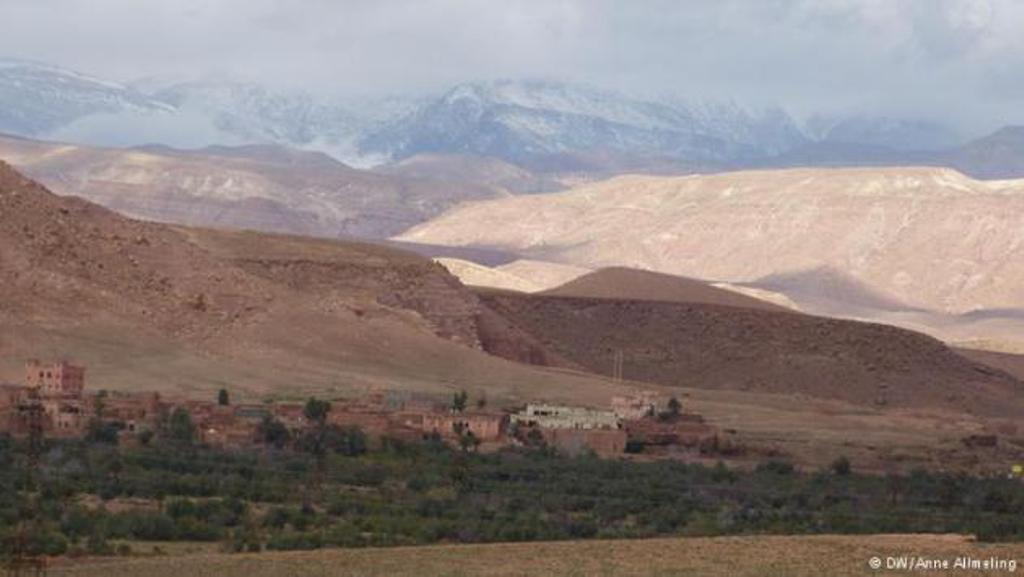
[51,534,1024,577]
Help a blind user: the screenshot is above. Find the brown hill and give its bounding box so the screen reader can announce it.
[543,267,792,313]
[0,134,508,239]
[0,161,630,404]
[477,291,1024,417]
[955,348,1024,382]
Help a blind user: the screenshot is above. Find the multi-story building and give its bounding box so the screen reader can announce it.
[19,360,89,436]
[25,359,85,399]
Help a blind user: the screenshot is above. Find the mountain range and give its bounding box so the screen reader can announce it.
[5,58,1024,177]
[4,160,1020,419]
[400,167,1024,351]
[0,134,520,238]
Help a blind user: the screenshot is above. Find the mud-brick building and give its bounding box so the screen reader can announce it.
[269,404,305,430]
[200,419,259,448]
[102,391,165,433]
[29,360,88,436]
[623,414,718,452]
[328,409,393,437]
[510,403,625,456]
[511,404,621,430]
[418,411,508,442]
[0,384,22,411]
[26,359,85,399]
[611,391,663,420]
[235,404,271,422]
[542,428,627,457]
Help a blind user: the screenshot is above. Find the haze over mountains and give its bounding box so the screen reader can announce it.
[4,59,1024,177]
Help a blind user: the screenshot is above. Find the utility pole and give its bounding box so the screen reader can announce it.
[612,350,624,382]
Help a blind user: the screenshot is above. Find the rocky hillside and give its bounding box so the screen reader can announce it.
[0,161,637,404]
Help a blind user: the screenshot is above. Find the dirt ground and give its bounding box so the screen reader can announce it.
[50,534,1024,577]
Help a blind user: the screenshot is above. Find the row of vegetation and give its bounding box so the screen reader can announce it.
[1,398,1023,560]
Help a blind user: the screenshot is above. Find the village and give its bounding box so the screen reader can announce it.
[0,359,727,458]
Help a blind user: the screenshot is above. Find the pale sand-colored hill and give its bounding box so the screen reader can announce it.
[495,259,592,290]
[434,258,592,293]
[745,268,1024,354]
[434,257,543,292]
[710,283,802,311]
[0,134,509,239]
[398,167,1024,315]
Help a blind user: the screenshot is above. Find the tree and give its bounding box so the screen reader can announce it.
[452,390,468,413]
[326,425,367,457]
[217,388,230,406]
[257,415,291,449]
[459,430,480,453]
[451,421,480,453]
[85,419,120,445]
[93,390,108,420]
[167,407,196,445]
[300,397,332,513]
[303,398,331,426]
[660,396,682,421]
[831,456,852,476]
[667,396,682,416]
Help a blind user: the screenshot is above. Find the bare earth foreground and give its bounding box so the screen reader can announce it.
[51,535,1024,577]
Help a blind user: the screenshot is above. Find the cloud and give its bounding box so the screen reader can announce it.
[0,0,1022,132]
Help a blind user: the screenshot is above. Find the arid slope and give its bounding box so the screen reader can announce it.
[0,134,509,239]
[477,291,1024,417]
[399,167,1024,314]
[0,161,631,404]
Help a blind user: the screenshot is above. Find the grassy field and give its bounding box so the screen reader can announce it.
[50,534,1024,577]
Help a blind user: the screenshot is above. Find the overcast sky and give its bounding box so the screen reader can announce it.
[2,0,1023,131]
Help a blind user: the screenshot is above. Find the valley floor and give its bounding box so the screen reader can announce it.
[50,534,1024,577]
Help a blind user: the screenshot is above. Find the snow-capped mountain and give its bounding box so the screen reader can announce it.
[149,81,422,164]
[0,59,171,136]
[358,80,809,171]
[0,60,987,174]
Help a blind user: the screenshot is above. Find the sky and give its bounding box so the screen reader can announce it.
[2,0,1023,131]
